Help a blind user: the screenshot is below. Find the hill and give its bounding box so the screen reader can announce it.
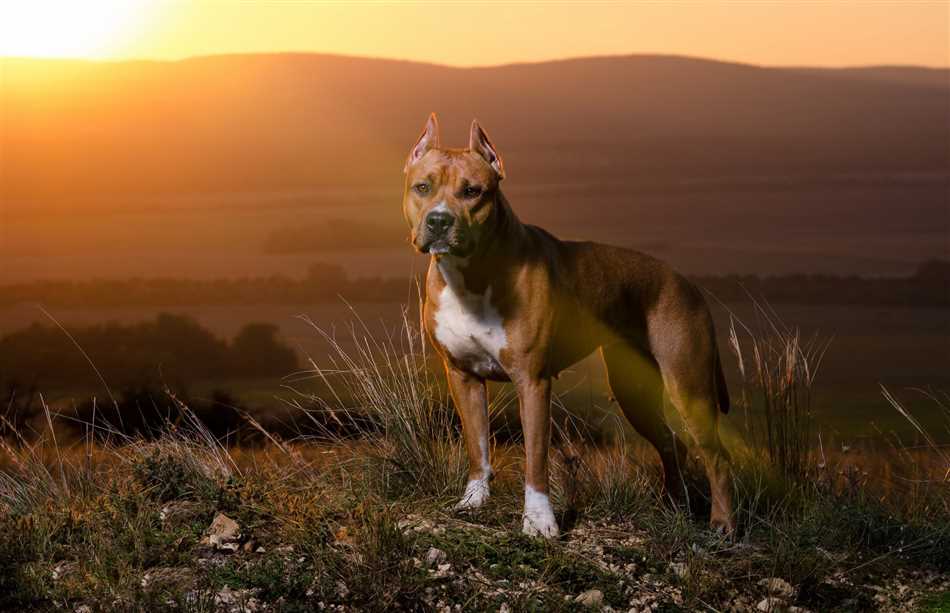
[3,53,947,203]
[2,54,947,280]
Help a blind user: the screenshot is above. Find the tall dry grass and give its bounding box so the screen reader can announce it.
[726,297,831,482]
[287,306,468,500]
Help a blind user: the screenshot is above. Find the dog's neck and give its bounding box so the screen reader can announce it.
[433,190,525,293]
[477,190,525,259]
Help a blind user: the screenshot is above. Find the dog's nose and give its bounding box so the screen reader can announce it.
[425,210,455,236]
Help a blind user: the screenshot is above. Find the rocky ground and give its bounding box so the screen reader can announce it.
[41,500,949,613]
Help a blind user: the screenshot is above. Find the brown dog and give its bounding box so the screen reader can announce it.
[402,113,734,537]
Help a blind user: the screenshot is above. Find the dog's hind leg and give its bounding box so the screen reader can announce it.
[601,343,690,505]
[651,328,735,534]
[669,389,734,534]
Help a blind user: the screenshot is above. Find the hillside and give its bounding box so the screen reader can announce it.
[2,54,947,280]
[3,53,948,203]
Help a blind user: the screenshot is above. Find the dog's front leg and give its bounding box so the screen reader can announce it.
[446,364,492,510]
[516,377,558,538]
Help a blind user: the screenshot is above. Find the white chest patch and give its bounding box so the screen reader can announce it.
[433,258,507,378]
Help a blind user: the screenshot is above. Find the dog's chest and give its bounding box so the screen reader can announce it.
[432,263,508,379]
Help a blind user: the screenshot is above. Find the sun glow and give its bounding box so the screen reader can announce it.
[0,0,156,59]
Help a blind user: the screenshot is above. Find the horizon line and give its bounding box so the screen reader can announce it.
[2,50,948,72]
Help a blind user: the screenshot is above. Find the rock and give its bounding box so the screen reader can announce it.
[397,514,446,535]
[203,513,241,551]
[52,561,77,582]
[334,526,355,546]
[207,513,240,539]
[426,547,447,567]
[432,562,453,578]
[74,606,92,613]
[575,589,604,607]
[756,596,788,612]
[669,562,689,579]
[141,566,195,591]
[759,577,795,598]
[499,604,511,613]
[215,586,261,612]
[159,501,203,527]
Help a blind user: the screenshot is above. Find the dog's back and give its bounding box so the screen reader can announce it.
[533,231,730,413]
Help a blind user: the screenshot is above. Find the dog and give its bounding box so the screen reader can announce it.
[402,113,734,537]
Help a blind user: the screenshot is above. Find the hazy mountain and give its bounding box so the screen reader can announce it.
[3,53,948,206]
[789,65,950,89]
[2,53,947,281]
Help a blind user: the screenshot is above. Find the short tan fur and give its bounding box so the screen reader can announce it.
[402,113,734,537]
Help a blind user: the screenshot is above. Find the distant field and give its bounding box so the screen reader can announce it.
[2,178,946,283]
[3,297,947,443]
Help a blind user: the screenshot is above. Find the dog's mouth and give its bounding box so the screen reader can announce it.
[420,240,460,257]
[427,241,452,256]
[417,233,469,257]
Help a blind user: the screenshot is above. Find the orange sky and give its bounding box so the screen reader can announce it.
[1,1,948,67]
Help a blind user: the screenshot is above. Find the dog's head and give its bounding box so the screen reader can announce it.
[402,113,505,258]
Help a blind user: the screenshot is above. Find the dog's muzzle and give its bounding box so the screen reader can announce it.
[420,210,460,255]
[426,210,454,236]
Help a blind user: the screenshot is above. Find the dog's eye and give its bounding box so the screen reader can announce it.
[463,186,483,199]
[413,183,430,195]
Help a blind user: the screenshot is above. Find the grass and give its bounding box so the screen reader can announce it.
[920,591,950,613]
[725,298,831,483]
[1,306,948,611]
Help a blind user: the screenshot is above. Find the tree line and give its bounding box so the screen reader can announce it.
[0,313,297,390]
[1,260,946,310]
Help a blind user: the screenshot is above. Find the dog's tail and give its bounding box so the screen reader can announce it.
[714,350,730,414]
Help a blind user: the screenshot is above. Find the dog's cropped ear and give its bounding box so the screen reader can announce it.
[469,119,505,179]
[404,113,440,173]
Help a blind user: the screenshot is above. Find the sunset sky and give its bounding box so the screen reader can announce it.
[1,1,947,68]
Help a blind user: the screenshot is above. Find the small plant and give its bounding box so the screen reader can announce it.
[572,439,657,521]
[727,298,830,483]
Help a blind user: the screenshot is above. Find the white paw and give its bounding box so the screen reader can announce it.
[522,486,559,538]
[454,478,490,511]
[522,512,559,538]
